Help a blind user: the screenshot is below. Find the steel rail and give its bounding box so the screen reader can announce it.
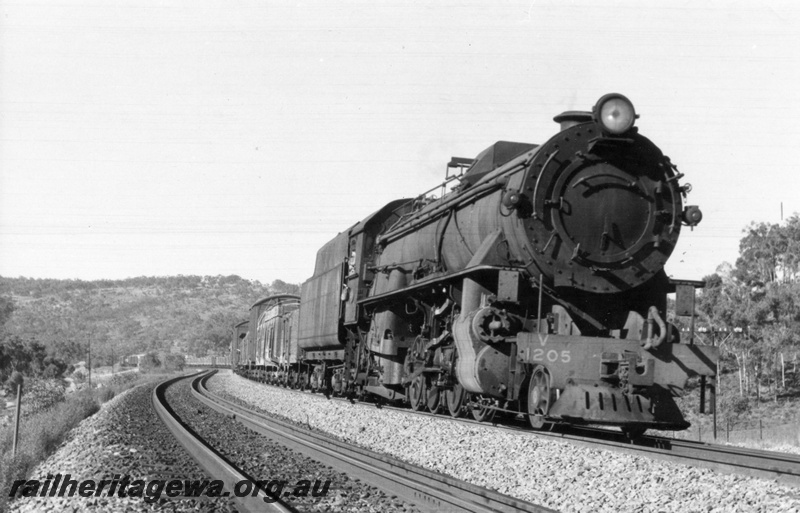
[234,375,800,488]
[399,405,800,488]
[638,434,800,486]
[501,422,800,487]
[152,372,292,513]
[194,372,554,513]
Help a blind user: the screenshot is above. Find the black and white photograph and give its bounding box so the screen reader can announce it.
[1,1,799,511]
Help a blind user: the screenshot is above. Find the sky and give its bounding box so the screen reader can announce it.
[1,0,799,285]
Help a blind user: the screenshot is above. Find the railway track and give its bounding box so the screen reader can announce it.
[152,372,291,513]
[543,426,800,487]
[236,374,800,488]
[192,371,554,513]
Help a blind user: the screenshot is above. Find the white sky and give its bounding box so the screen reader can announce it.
[1,0,799,285]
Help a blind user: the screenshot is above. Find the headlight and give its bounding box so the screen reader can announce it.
[594,93,636,135]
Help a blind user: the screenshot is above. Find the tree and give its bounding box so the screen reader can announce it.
[699,215,800,404]
[270,279,300,295]
[735,222,780,285]
[735,215,800,286]
[162,353,185,371]
[138,352,160,373]
[0,335,69,394]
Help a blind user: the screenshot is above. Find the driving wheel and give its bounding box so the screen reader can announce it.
[527,366,553,430]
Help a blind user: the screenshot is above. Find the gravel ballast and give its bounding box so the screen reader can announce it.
[165,374,419,512]
[9,381,240,512]
[209,371,800,513]
[9,376,420,513]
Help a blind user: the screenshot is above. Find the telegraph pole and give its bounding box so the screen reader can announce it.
[12,382,22,456]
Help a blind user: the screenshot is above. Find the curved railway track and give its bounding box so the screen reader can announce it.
[193,371,554,513]
[236,374,800,488]
[152,372,292,513]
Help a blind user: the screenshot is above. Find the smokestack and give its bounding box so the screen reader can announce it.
[553,111,592,131]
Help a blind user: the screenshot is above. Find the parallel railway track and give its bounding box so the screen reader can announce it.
[193,371,554,513]
[543,426,800,487]
[152,372,291,513]
[232,373,800,488]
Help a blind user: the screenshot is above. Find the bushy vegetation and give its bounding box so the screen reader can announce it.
[695,215,800,407]
[19,379,66,418]
[0,337,70,395]
[136,351,185,373]
[0,273,301,510]
[0,275,299,365]
[0,374,164,512]
[664,215,800,448]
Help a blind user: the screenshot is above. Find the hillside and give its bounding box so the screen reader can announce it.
[0,275,299,366]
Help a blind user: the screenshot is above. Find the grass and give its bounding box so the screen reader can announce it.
[672,368,800,451]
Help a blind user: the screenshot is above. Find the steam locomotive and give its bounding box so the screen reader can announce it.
[232,94,717,437]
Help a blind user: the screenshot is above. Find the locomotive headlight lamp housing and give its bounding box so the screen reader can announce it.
[594,93,637,135]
